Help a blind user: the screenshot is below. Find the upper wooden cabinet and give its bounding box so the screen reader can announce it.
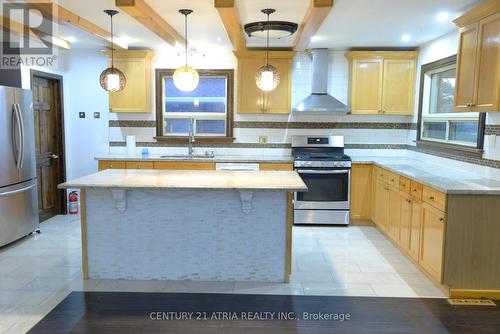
[236,51,294,114]
[346,51,418,115]
[454,3,500,112]
[104,50,154,113]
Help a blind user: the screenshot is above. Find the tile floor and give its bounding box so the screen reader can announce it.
[0,215,445,333]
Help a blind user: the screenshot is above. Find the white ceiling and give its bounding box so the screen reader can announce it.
[51,0,482,51]
[310,0,482,49]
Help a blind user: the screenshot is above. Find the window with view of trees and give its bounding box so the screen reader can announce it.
[418,55,483,149]
[155,69,234,141]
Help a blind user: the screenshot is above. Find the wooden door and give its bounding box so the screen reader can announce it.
[350,164,372,220]
[399,193,412,249]
[387,187,401,240]
[473,12,500,112]
[264,58,292,114]
[32,75,65,222]
[382,59,416,115]
[408,199,422,262]
[455,23,479,112]
[419,202,445,282]
[237,57,266,113]
[350,59,383,114]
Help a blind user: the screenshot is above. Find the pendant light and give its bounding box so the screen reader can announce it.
[99,10,126,92]
[255,8,280,92]
[173,9,199,92]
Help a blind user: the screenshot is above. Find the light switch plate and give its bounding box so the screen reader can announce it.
[259,136,268,144]
[79,112,85,118]
[93,112,100,119]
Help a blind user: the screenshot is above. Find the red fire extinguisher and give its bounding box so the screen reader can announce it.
[69,191,79,215]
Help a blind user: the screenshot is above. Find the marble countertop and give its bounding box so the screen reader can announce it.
[95,154,294,163]
[352,156,500,195]
[59,169,307,191]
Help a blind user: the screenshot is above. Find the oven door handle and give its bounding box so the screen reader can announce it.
[296,169,349,174]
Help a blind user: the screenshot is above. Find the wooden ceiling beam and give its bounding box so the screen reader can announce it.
[214,0,246,52]
[22,0,126,50]
[0,15,71,50]
[115,0,185,47]
[294,0,334,51]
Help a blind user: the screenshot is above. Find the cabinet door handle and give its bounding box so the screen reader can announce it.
[401,184,406,187]
[390,178,395,182]
[429,196,435,200]
[384,187,389,191]
[439,218,444,222]
[412,188,417,192]
[406,198,412,203]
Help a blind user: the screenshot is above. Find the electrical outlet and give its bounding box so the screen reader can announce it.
[79,112,85,118]
[93,112,100,119]
[259,136,268,144]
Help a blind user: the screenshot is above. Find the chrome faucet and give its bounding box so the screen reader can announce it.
[188,118,195,156]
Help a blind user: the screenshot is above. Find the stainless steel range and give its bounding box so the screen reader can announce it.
[292,135,351,225]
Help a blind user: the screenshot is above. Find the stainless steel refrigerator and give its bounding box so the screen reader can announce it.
[0,85,39,247]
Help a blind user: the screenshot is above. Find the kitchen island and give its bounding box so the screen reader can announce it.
[59,169,306,283]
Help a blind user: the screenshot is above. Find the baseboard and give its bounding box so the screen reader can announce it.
[450,289,500,300]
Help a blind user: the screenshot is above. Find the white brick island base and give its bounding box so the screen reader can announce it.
[59,169,307,283]
[85,188,287,282]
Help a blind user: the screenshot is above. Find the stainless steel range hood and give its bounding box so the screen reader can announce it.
[293,49,350,113]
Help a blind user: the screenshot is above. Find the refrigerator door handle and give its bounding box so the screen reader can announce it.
[0,182,36,196]
[11,104,22,170]
[14,103,25,169]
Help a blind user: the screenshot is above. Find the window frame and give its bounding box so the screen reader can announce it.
[416,55,486,157]
[155,68,234,143]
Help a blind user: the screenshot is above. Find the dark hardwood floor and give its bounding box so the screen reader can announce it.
[29,292,500,334]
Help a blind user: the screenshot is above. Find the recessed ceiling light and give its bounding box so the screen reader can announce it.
[401,34,411,42]
[310,35,320,42]
[437,11,450,22]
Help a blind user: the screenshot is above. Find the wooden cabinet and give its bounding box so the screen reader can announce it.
[387,187,401,240]
[259,163,294,171]
[236,51,294,114]
[419,202,446,282]
[399,192,412,249]
[454,10,500,112]
[104,50,154,113]
[422,186,447,212]
[373,180,389,231]
[98,160,126,171]
[408,198,422,262]
[126,161,154,169]
[349,58,383,114]
[346,51,417,115]
[350,164,372,220]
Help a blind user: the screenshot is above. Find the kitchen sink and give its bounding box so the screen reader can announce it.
[159,154,215,160]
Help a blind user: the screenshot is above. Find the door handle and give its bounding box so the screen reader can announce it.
[0,183,36,196]
[11,104,23,170]
[49,153,59,159]
[15,104,25,169]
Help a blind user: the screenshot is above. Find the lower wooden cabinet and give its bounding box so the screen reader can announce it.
[98,161,126,171]
[153,161,216,170]
[419,202,446,282]
[408,199,422,262]
[350,164,373,220]
[387,187,401,240]
[373,180,389,231]
[259,163,294,171]
[399,192,412,249]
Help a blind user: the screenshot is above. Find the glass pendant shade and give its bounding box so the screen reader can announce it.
[255,64,280,92]
[173,65,199,92]
[99,67,126,92]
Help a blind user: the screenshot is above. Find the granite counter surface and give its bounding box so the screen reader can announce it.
[352,156,500,195]
[59,169,307,192]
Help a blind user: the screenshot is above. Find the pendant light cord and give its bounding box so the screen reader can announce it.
[184,13,188,67]
[110,13,114,69]
[266,12,270,66]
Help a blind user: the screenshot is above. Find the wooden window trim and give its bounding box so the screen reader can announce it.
[416,55,486,158]
[155,68,234,143]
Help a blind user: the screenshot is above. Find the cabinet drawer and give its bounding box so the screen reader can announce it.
[98,160,126,171]
[126,161,154,170]
[399,176,411,194]
[259,163,294,171]
[375,167,388,183]
[387,172,399,188]
[409,180,423,200]
[423,186,447,212]
[153,161,215,170]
